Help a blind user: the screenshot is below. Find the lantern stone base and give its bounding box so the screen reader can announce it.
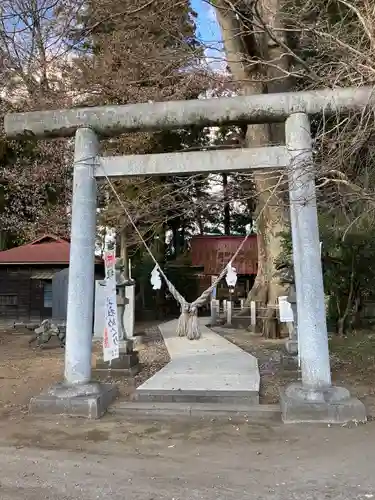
[93,340,140,377]
[29,382,118,419]
[281,354,299,370]
[285,339,298,355]
[282,340,299,369]
[280,383,367,424]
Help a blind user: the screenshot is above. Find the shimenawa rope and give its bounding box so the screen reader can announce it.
[99,160,253,340]
[75,153,280,340]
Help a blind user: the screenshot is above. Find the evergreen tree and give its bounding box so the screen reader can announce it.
[72,0,210,264]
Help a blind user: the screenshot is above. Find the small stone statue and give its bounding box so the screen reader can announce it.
[28,319,66,348]
[276,263,295,285]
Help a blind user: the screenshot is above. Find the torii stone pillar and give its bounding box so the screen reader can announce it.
[29,128,118,419]
[64,128,97,385]
[279,113,366,423]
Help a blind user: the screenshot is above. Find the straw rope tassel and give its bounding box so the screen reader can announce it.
[99,158,259,341]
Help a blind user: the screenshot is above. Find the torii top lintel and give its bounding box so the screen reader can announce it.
[4,86,375,140]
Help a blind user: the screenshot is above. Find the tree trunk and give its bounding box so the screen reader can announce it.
[337,317,345,337]
[0,231,6,251]
[153,225,167,319]
[120,227,129,280]
[215,0,290,337]
[171,217,181,256]
[336,256,355,336]
[222,173,231,235]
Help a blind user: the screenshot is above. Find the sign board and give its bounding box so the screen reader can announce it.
[278,295,294,323]
[52,268,69,323]
[191,235,258,275]
[103,250,119,361]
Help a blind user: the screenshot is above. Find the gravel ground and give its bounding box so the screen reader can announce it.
[135,325,171,383]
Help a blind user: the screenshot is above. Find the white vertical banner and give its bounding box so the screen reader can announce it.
[103,250,120,362]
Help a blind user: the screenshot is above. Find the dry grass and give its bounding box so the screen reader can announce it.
[330,332,375,415]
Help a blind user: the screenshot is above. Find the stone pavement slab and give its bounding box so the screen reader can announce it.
[136,319,260,404]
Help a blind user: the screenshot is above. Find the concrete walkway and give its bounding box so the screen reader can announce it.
[136,319,260,404]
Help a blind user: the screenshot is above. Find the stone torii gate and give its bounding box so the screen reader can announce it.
[5,86,370,422]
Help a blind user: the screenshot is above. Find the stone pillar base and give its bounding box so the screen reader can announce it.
[29,382,118,419]
[280,383,367,424]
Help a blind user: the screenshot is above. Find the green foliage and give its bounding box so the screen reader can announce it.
[279,214,375,334]
[131,251,198,317]
[165,260,199,304]
[320,218,375,332]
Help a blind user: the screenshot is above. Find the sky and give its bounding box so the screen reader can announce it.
[190,0,225,72]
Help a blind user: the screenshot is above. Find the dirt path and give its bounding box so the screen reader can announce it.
[0,330,64,418]
[1,324,375,498]
[0,415,375,499]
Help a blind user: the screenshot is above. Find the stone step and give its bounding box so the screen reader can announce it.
[110,401,281,421]
[136,319,260,409]
[136,388,259,405]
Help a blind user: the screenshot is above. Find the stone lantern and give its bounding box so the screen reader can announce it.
[278,264,298,359]
[93,259,139,376]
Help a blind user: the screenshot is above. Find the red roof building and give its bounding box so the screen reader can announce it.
[0,235,71,265]
[0,235,103,324]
